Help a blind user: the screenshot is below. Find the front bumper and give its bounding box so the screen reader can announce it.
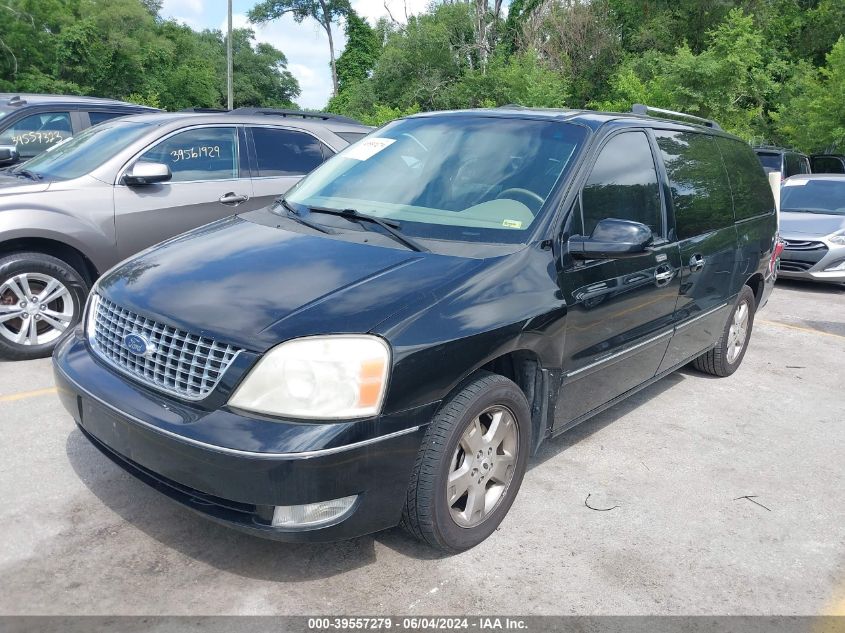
[778,238,845,282]
[53,332,434,542]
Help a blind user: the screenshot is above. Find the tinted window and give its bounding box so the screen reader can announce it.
[655,130,733,240]
[785,153,810,177]
[716,137,775,221]
[334,131,368,144]
[0,111,72,158]
[88,111,130,126]
[811,156,845,174]
[251,127,324,177]
[755,152,781,173]
[138,127,238,182]
[781,178,845,215]
[581,131,662,237]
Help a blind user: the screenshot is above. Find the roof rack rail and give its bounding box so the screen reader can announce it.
[180,107,229,113]
[7,95,27,107]
[631,103,721,130]
[229,107,362,125]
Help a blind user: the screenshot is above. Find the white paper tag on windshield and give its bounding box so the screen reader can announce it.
[342,137,395,161]
[783,178,808,187]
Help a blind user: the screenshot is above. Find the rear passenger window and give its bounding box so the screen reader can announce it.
[581,131,662,238]
[88,111,129,126]
[654,130,733,240]
[715,138,774,221]
[251,127,324,177]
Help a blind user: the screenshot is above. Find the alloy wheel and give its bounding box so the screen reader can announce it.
[726,300,749,364]
[0,272,74,347]
[447,405,519,528]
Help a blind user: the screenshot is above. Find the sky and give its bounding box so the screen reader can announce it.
[160,0,431,109]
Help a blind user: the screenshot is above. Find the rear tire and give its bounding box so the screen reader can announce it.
[692,285,756,377]
[401,371,531,552]
[0,252,89,361]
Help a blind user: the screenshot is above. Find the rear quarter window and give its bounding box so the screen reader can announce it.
[654,130,734,240]
[716,138,775,221]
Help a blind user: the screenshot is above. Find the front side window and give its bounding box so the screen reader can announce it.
[284,115,587,244]
[581,131,662,238]
[0,111,72,158]
[251,127,324,177]
[655,130,734,240]
[137,127,238,182]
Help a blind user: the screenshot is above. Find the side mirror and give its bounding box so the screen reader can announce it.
[123,161,172,186]
[569,218,654,259]
[0,145,20,166]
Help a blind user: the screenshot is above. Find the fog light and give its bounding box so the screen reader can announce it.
[271,495,358,528]
[824,259,845,272]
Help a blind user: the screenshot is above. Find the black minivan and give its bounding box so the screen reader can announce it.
[54,105,778,552]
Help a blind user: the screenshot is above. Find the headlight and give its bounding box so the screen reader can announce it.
[85,292,101,342]
[829,231,845,245]
[229,335,390,419]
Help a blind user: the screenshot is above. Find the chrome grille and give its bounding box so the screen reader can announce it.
[783,239,826,251]
[90,295,241,400]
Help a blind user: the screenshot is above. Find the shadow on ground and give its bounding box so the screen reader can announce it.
[65,368,688,582]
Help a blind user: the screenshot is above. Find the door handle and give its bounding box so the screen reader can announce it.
[219,192,249,206]
[689,254,705,272]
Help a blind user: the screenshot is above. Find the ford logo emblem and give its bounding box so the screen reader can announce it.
[123,333,151,357]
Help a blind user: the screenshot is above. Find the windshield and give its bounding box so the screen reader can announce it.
[11,120,152,181]
[283,115,587,244]
[781,178,845,215]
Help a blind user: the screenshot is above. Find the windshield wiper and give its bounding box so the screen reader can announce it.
[307,205,429,253]
[14,169,41,181]
[278,199,336,235]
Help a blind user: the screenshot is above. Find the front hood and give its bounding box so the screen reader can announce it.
[780,211,845,237]
[98,215,480,351]
[0,173,50,195]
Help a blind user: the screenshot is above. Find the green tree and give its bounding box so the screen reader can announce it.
[335,11,380,93]
[249,0,350,97]
[773,36,845,152]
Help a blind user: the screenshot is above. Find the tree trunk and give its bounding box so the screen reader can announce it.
[319,0,339,97]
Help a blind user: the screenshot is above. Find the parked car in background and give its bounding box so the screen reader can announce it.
[0,94,157,166]
[753,145,811,180]
[54,105,777,552]
[810,154,845,174]
[0,110,370,359]
[778,174,845,283]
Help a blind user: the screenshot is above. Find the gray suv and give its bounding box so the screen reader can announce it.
[0,110,370,359]
[0,93,158,166]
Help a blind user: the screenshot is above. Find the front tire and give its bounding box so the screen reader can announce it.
[0,252,89,361]
[692,285,756,377]
[401,371,531,552]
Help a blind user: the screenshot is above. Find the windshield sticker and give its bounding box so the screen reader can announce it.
[502,219,523,229]
[783,179,808,187]
[342,137,396,161]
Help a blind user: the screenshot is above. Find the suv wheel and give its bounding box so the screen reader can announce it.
[0,253,89,360]
[692,285,756,377]
[401,371,531,552]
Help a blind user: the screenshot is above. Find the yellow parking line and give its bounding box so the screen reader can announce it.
[758,319,845,340]
[0,386,58,403]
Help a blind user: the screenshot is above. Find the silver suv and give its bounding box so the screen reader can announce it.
[0,110,370,359]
